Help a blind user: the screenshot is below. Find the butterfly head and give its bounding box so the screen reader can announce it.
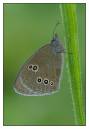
[51,33,64,54]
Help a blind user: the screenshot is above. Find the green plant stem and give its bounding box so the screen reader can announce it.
[60,4,85,125]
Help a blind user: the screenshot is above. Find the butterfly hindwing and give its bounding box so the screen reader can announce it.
[14,42,63,96]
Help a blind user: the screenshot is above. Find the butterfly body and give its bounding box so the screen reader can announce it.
[14,34,64,96]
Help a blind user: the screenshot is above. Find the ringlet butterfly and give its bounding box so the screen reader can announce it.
[13,33,65,96]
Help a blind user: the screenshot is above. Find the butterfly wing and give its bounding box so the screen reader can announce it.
[14,43,63,96]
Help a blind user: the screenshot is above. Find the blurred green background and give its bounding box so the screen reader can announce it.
[3,3,85,125]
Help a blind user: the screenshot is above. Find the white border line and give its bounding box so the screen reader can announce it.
[0,0,87,4]
[0,0,88,128]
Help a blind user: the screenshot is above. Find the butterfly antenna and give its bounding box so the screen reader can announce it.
[52,4,61,38]
[53,22,60,37]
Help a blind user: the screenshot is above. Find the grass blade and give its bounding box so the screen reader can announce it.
[60,4,85,125]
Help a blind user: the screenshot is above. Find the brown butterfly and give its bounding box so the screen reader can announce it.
[13,34,65,96]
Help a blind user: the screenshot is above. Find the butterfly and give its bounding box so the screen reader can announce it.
[13,34,65,96]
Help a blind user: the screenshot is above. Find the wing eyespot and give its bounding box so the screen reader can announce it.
[50,81,54,86]
[32,65,39,72]
[43,78,49,85]
[28,64,39,72]
[36,77,42,84]
[28,64,33,70]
